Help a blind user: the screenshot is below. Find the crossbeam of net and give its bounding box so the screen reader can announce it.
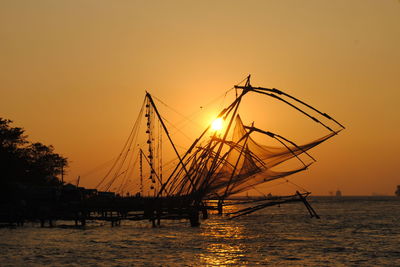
[233,85,345,133]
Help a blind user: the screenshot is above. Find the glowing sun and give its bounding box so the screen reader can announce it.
[211,118,224,132]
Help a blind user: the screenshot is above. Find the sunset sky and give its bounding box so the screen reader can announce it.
[1,0,399,196]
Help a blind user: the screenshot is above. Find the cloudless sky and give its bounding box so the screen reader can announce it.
[1,0,399,195]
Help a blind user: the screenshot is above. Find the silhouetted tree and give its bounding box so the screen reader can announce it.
[0,118,68,189]
[23,142,67,186]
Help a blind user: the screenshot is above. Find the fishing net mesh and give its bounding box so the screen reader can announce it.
[204,115,335,197]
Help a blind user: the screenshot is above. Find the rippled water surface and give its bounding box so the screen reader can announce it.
[1,197,400,266]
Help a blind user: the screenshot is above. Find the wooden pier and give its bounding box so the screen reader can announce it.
[0,186,210,228]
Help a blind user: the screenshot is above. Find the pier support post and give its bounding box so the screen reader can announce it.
[201,206,208,219]
[189,209,200,227]
[217,199,223,215]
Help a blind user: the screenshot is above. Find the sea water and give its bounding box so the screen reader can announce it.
[1,197,399,266]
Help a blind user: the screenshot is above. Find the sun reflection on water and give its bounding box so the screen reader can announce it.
[199,221,248,266]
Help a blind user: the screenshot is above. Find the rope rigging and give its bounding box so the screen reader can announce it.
[91,75,343,204]
[95,97,145,191]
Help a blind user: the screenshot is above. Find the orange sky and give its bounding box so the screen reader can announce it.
[1,0,399,195]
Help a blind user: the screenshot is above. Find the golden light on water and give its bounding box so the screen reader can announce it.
[200,219,246,266]
[211,118,224,132]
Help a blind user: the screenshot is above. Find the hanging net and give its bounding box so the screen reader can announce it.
[171,114,337,198]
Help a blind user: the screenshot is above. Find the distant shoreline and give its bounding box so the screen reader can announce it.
[225,195,399,200]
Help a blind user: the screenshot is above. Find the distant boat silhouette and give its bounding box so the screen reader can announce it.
[396,185,400,197]
[336,190,342,197]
